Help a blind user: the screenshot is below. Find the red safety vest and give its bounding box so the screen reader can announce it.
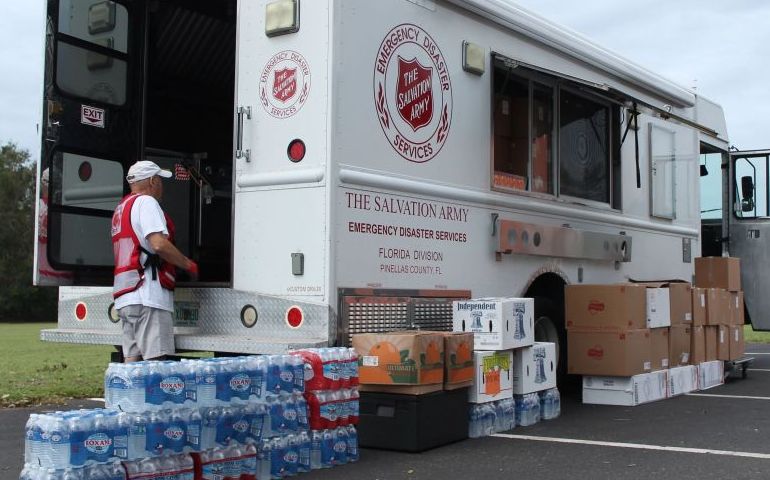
[111,194,176,299]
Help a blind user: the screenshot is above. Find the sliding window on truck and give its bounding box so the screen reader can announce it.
[37,0,236,287]
[491,55,622,210]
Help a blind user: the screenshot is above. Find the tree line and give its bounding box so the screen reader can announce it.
[0,142,57,322]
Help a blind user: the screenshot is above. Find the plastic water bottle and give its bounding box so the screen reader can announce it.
[320,429,335,468]
[349,387,360,425]
[127,363,147,412]
[531,393,541,424]
[215,359,233,406]
[24,414,38,464]
[297,430,311,473]
[200,407,219,451]
[265,356,282,396]
[68,414,89,467]
[338,389,350,427]
[186,408,202,452]
[216,406,236,447]
[284,434,299,477]
[145,362,164,411]
[293,393,309,432]
[233,408,251,446]
[258,439,272,480]
[468,405,480,438]
[279,356,295,394]
[249,402,267,443]
[48,415,71,468]
[247,356,266,401]
[334,426,349,465]
[242,442,258,480]
[269,436,286,479]
[127,413,147,459]
[484,404,497,436]
[346,425,359,463]
[146,410,167,457]
[232,358,253,405]
[282,393,299,434]
[289,355,305,394]
[113,412,129,460]
[196,360,217,407]
[504,398,516,431]
[181,360,197,407]
[310,430,322,470]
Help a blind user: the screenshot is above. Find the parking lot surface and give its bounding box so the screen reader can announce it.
[4,344,770,480]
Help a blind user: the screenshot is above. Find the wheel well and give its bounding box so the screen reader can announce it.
[524,273,566,314]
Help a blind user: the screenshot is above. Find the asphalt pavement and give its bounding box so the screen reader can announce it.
[4,345,770,480]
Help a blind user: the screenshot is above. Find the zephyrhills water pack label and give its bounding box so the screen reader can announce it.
[453,298,534,351]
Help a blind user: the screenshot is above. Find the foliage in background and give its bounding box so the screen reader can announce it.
[0,142,57,322]
[0,323,111,407]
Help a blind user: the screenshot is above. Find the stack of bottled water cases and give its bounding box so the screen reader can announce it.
[290,348,360,469]
[468,388,561,438]
[20,460,127,480]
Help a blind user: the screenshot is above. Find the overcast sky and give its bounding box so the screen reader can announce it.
[2,1,769,162]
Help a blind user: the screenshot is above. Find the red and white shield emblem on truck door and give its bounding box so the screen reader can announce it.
[373,24,452,163]
[273,68,297,102]
[259,50,311,119]
[396,57,433,132]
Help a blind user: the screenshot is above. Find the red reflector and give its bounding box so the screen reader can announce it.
[287,139,306,162]
[78,161,92,181]
[75,302,87,321]
[286,306,303,328]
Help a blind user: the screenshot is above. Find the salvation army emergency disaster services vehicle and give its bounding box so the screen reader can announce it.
[37,0,754,369]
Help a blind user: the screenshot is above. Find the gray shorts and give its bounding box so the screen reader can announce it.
[119,305,175,360]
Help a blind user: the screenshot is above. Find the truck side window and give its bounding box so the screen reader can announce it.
[734,156,769,218]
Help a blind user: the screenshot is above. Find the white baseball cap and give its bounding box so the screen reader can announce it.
[126,160,172,183]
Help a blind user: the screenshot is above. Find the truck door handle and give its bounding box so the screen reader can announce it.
[236,106,252,162]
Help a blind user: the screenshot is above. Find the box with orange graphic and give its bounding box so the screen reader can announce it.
[352,332,445,386]
[443,332,475,390]
[469,350,513,404]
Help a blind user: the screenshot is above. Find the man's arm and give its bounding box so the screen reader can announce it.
[147,232,197,276]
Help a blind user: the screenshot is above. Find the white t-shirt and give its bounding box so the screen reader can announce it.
[114,195,174,312]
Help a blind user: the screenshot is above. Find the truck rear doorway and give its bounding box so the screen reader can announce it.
[142,0,236,284]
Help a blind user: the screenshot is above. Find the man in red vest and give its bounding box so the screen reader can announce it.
[111,160,198,362]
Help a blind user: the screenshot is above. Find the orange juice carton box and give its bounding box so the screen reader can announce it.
[443,332,475,389]
[469,350,513,404]
[512,342,557,394]
[352,331,444,385]
[453,298,534,351]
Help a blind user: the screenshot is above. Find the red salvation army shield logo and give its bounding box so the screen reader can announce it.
[273,68,297,102]
[396,57,433,131]
[374,24,452,163]
[260,50,311,119]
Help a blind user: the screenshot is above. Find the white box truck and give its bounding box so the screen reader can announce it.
[34,0,734,367]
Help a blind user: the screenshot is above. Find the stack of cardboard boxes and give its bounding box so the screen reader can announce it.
[351,330,475,451]
[453,298,558,430]
[567,257,745,406]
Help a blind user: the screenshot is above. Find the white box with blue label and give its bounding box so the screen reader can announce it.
[452,298,534,351]
[511,342,557,394]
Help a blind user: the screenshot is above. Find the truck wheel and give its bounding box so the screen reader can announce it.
[534,296,567,381]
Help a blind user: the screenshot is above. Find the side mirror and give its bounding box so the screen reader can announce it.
[700,164,709,177]
[741,175,755,212]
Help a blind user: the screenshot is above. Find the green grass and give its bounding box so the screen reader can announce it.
[744,324,770,344]
[0,323,113,407]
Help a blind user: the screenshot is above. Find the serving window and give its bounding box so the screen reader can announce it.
[492,56,619,208]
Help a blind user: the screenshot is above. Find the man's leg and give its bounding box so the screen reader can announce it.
[119,305,143,363]
[135,306,176,360]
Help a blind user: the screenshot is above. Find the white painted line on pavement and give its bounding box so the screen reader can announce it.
[491,433,770,459]
[686,393,770,401]
[86,398,105,402]
[747,368,770,372]
[745,352,770,355]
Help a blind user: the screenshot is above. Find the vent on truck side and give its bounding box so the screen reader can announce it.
[341,293,469,345]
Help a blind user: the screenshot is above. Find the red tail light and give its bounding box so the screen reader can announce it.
[287,139,306,162]
[286,306,304,328]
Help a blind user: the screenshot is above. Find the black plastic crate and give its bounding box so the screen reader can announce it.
[358,388,469,452]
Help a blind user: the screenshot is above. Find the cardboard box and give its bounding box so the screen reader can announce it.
[469,350,513,404]
[669,325,692,366]
[511,342,557,394]
[717,325,731,361]
[668,283,693,325]
[650,328,670,370]
[358,384,443,395]
[692,288,707,326]
[730,292,745,326]
[690,326,706,364]
[704,326,718,361]
[695,257,741,292]
[582,371,668,406]
[705,289,730,325]
[568,328,651,376]
[565,284,647,331]
[452,298,534,351]
[646,287,671,328]
[729,325,745,360]
[442,332,475,390]
[353,331,445,386]
[698,360,724,390]
[668,365,698,397]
